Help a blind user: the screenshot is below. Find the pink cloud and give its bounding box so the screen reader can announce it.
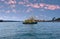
[4,0,16,8]
[18,2,25,5]
[44,5,60,10]
[3,0,60,10]
[26,3,33,7]
[18,1,60,10]
[25,3,60,10]
[39,3,46,8]
[32,3,40,8]
[4,0,16,5]
[26,3,40,8]
[8,0,16,5]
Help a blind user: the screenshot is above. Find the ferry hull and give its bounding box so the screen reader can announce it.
[23,22,37,24]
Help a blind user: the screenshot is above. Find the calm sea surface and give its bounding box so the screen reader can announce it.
[0,22,60,39]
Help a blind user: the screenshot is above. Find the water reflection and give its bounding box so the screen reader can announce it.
[20,24,39,39]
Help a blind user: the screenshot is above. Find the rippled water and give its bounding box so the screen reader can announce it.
[0,22,60,39]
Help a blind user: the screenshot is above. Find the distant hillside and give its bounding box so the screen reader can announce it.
[55,18,60,21]
[0,20,20,22]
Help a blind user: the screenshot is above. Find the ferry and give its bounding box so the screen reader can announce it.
[23,17,37,24]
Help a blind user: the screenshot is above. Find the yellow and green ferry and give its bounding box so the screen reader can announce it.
[23,17,37,24]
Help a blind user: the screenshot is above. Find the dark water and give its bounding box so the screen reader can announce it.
[0,22,60,39]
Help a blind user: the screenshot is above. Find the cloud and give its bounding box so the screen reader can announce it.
[1,0,60,11]
[4,0,16,8]
[25,3,60,10]
[6,10,11,13]
[0,0,5,1]
[23,0,29,3]
[31,3,40,8]
[26,8,32,13]
[44,5,60,10]
[18,0,29,5]
[8,0,16,5]
[4,0,16,5]
[10,5,16,8]
[12,9,16,13]
[5,9,17,13]
[18,1,25,5]
[18,0,60,10]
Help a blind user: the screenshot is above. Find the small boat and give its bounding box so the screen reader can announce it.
[23,16,37,24]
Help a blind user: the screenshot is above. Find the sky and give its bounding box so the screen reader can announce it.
[0,0,60,21]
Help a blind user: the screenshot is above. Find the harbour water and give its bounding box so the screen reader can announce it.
[0,22,60,39]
